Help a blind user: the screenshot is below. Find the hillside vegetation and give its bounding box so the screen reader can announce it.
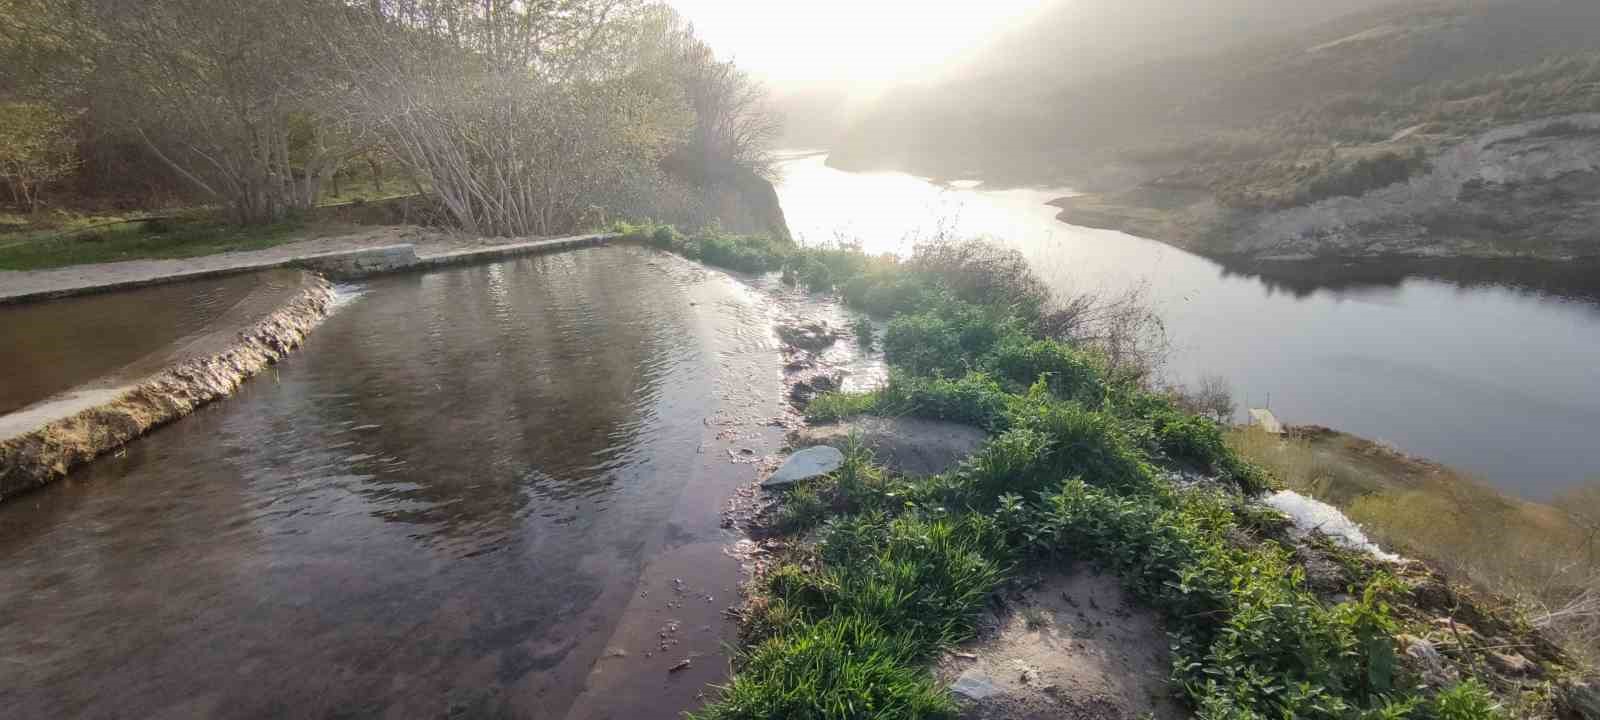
[0,0,786,252]
[609,223,1597,718]
[830,0,1600,260]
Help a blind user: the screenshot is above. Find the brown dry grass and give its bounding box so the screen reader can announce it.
[1229,426,1600,666]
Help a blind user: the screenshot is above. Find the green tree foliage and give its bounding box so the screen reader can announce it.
[0,102,76,210]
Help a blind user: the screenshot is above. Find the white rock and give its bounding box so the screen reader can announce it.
[761,446,844,488]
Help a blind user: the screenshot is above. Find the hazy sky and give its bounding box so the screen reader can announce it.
[667,0,1041,87]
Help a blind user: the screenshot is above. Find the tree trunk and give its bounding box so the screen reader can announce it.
[369,155,383,194]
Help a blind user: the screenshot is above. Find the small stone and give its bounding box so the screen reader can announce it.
[761,446,845,488]
[1398,634,1454,687]
[668,659,692,673]
[1488,650,1536,676]
[950,669,1001,701]
[777,322,839,352]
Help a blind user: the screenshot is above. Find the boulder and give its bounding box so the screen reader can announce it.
[791,417,988,476]
[788,372,841,407]
[1488,650,1536,677]
[776,321,838,352]
[1397,634,1455,687]
[762,446,845,489]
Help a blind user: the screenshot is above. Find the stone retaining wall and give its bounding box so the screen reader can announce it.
[0,277,335,501]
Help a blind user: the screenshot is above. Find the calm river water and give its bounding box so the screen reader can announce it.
[0,246,799,719]
[776,152,1600,500]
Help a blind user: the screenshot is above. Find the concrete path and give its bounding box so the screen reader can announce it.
[0,226,616,304]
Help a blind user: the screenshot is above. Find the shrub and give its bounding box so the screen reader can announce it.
[874,372,1011,430]
[882,301,1025,377]
[984,337,1107,405]
[805,372,1011,431]
[1007,398,1153,493]
[695,229,789,273]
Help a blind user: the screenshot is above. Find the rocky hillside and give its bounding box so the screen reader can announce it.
[830,0,1600,260]
[1059,115,1600,260]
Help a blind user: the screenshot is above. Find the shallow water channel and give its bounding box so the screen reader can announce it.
[0,245,810,719]
[0,270,307,416]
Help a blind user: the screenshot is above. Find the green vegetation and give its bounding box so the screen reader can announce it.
[613,221,792,274]
[2,1,779,238]
[0,213,314,271]
[1232,426,1600,666]
[690,237,1554,720]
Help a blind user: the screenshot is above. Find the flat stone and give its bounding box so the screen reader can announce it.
[950,669,1001,701]
[761,446,844,488]
[792,417,988,476]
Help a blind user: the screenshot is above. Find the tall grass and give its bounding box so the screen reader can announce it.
[1231,427,1600,666]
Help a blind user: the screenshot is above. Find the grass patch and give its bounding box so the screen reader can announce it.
[612,220,791,274]
[0,212,315,270]
[694,233,1542,719]
[1232,426,1600,665]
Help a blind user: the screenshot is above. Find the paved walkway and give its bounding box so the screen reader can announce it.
[0,226,614,304]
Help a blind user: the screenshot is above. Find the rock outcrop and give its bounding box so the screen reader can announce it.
[1058,114,1600,262]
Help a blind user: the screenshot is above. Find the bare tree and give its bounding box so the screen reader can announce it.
[0,102,76,210]
[85,0,368,224]
[338,0,695,236]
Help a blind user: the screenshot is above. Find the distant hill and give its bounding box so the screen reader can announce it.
[828,0,1600,260]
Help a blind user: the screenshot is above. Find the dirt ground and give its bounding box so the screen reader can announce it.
[938,567,1188,720]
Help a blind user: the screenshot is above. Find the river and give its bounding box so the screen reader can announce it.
[774,151,1600,500]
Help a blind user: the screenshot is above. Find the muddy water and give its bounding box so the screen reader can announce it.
[0,245,797,719]
[0,270,307,415]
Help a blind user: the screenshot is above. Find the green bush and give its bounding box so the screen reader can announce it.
[695,230,789,273]
[1007,397,1153,493]
[984,337,1107,405]
[882,300,1027,377]
[805,372,1011,431]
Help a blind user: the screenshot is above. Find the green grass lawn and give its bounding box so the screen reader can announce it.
[0,216,317,271]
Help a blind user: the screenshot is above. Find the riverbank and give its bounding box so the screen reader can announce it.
[625,233,1598,719]
[1232,425,1600,667]
[1053,114,1600,263]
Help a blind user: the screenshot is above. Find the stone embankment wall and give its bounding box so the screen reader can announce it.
[0,277,335,501]
[0,233,620,501]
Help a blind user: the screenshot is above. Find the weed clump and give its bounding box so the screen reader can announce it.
[689,233,1535,720]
